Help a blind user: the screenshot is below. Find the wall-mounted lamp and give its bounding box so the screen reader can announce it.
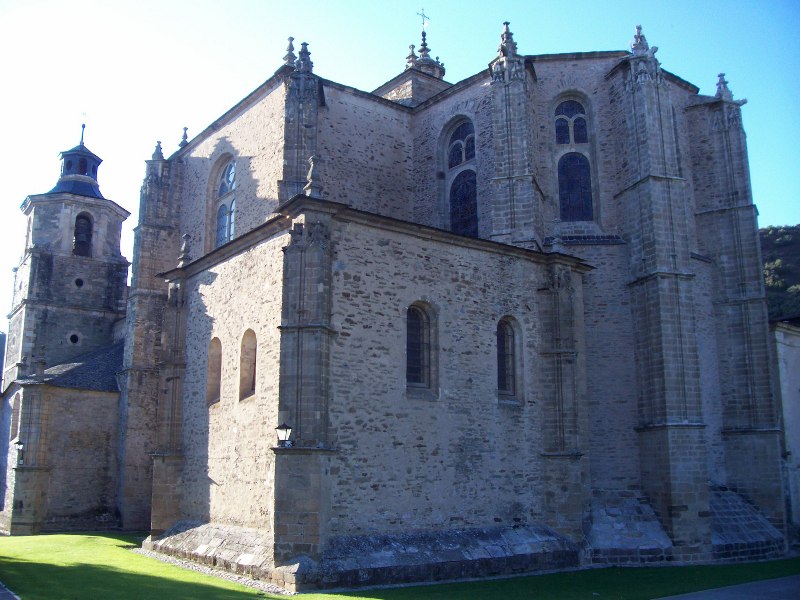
[15,442,24,465]
[276,423,293,448]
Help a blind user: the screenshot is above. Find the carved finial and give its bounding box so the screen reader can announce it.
[411,28,445,78]
[715,72,734,101]
[406,44,418,69]
[303,155,323,198]
[296,42,313,73]
[284,37,297,66]
[631,24,649,56]
[179,127,188,148]
[152,141,164,160]
[80,122,86,146]
[178,233,191,267]
[498,21,518,58]
[419,30,430,59]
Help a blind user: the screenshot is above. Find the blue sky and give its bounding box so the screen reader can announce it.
[0,0,797,319]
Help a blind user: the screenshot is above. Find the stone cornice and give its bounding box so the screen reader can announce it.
[162,195,593,282]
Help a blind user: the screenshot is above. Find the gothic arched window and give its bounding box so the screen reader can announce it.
[445,120,478,237]
[207,337,222,405]
[73,213,93,257]
[214,160,236,248]
[555,100,593,221]
[555,101,588,145]
[239,329,257,400]
[558,153,593,221]
[497,319,516,396]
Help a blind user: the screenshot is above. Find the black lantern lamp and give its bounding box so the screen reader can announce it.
[276,423,292,448]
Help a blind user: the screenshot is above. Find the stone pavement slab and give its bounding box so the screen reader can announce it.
[654,574,800,599]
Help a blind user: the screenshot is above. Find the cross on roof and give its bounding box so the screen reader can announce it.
[417,8,430,30]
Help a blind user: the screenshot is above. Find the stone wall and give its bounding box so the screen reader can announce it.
[178,80,286,254]
[41,386,119,528]
[178,233,286,530]
[325,215,588,540]
[317,86,413,220]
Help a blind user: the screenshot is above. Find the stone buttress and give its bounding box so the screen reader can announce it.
[611,27,711,558]
[687,75,786,535]
[536,262,590,539]
[489,23,541,247]
[120,142,181,530]
[273,200,335,564]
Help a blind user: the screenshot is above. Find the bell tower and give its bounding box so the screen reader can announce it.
[2,127,129,389]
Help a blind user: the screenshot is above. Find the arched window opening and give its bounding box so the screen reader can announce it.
[214,159,236,248]
[497,320,516,396]
[558,153,593,221]
[78,157,88,175]
[239,329,257,400]
[447,122,475,168]
[450,170,478,237]
[9,394,21,441]
[73,213,93,257]
[555,100,588,146]
[207,337,222,404]
[407,305,431,388]
[445,119,478,237]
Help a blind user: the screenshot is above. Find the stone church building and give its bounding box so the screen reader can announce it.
[0,23,789,590]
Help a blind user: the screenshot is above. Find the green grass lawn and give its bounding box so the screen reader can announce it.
[0,533,798,600]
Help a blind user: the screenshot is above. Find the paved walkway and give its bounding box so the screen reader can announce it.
[655,574,800,599]
[0,581,18,600]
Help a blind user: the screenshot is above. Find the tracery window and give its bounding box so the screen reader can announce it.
[73,213,93,257]
[239,329,257,400]
[446,120,478,237]
[207,337,222,405]
[555,100,588,145]
[555,100,593,221]
[214,160,236,248]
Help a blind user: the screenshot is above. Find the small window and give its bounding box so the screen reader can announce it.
[239,329,257,400]
[73,213,93,257]
[497,320,516,396]
[207,337,222,404]
[9,394,21,442]
[406,305,431,387]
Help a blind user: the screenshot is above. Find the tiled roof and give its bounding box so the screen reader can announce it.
[18,341,124,393]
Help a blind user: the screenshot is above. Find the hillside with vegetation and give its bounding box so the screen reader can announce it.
[760,224,800,320]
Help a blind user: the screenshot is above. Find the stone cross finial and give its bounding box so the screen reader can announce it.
[284,37,297,66]
[178,233,191,267]
[296,42,313,73]
[498,21,518,58]
[179,127,188,148]
[715,73,734,101]
[152,141,164,160]
[303,155,323,198]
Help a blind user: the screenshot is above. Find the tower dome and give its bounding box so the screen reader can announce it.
[47,124,104,199]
